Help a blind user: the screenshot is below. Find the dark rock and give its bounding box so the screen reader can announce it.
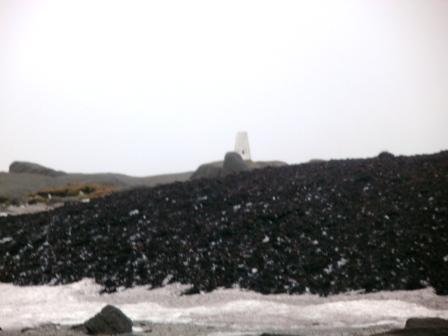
[191,156,285,180]
[222,152,249,176]
[191,163,222,180]
[405,318,448,329]
[83,305,132,335]
[378,151,395,160]
[373,328,448,335]
[0,151,447,296]
[9,161,66,177]
[191,152,249,180]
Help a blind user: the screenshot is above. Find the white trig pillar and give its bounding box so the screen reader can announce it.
[234,132,251,161]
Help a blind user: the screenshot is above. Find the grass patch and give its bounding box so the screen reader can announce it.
[30,183,116,201]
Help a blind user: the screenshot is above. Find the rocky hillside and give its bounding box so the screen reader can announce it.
[0,168,192,203]
[0,151,447,296]
[9,161,67,177]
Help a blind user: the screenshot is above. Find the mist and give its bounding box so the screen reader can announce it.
[1,0,447,176]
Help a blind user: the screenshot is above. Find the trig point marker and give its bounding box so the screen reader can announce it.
[235,132,251,161]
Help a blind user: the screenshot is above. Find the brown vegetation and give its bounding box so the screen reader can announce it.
[29,183,116,202]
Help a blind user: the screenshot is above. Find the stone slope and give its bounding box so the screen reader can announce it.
[0,151,447,296]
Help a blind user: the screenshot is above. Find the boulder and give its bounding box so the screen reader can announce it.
[378,151,395,160]
[405,318,448,329]
[371,318,448,335]
[373,328,448,335]
[83,305,132,335]
[191,163,222,180]
[191,154,284,180]
[222,152,249,176]
[9,161,66,177]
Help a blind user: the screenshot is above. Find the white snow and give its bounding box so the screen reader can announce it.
[129,209,139,216]
[162,274,174,286]
[0,236,13,244]
[337,258,348,267]
[0,279,447,332]
[0,212,8,217]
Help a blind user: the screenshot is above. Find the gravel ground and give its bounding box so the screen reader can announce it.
[0,322,400,336]
[1,151,447,296]
[0,322,221,336]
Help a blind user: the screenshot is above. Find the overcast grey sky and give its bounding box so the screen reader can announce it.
[1,0,447,176]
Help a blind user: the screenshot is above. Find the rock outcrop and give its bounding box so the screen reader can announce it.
[405,317,448,329]
[191,152,271,180]
[190,163,222,180]
[222,152,249,176]
[83,305,132,335]
[372,317,448,335]
[0,151,447,296]
[9,161,66,177]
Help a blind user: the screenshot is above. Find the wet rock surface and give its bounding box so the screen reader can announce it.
[0,151,447,296]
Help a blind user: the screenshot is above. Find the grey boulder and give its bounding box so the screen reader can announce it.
[222,152,249,176]
[191,163,222,180]
[405,317,448,329]
[83,305,132,335]
[371,318,448,335]
[191,152,249,180]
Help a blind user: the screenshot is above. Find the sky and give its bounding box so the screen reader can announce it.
[0,0,447,176]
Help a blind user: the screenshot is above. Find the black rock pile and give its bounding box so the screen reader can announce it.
[0,151,447,296]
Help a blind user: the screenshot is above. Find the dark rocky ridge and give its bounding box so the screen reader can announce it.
[191,154,286,180]
[0,151,447,296]
[9,161,67,177]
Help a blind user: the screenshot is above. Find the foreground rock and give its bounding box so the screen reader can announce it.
[372,317,448,335]
[0,322,225,336]
[2,324,85,335]
[9,161,66,177]
[77,305,132,335]
[374,328,448,335]
[0,151,447,296]
[405,317,448,329]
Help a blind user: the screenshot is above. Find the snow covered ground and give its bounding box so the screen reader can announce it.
[1,279,448,335]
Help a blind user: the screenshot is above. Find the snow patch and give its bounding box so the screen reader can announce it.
[0,279,447,331]
[0,236,13,244]
[129,209,139,216]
